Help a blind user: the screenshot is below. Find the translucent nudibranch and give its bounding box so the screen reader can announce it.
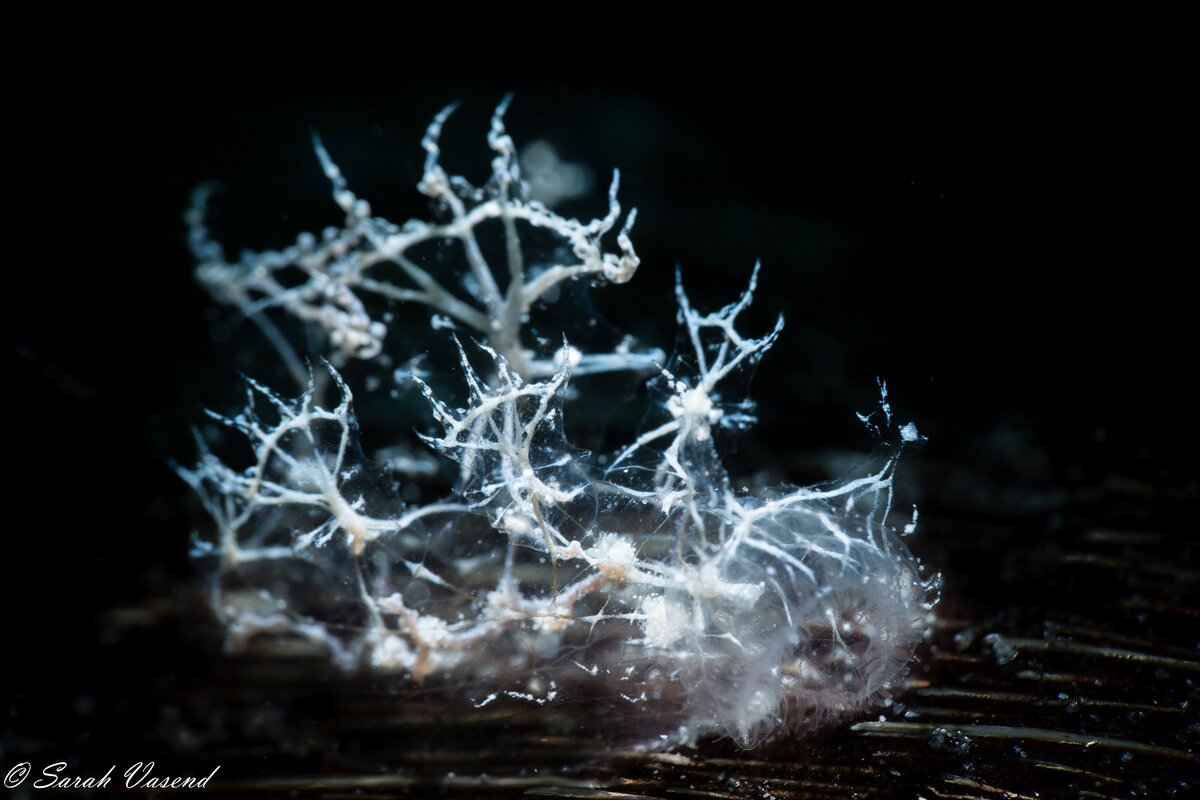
[179,99,938,748]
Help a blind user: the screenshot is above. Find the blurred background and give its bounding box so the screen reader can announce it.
[4,57,1195,796]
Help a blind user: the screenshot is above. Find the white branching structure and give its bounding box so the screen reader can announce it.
[180,102,937,749]
[187,96,659,383]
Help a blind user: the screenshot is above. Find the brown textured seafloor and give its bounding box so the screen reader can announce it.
[14,472,1199,799]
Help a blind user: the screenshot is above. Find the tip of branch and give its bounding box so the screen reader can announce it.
[423,102,461,152]
[310,131,340,181]
[494,93,514,121]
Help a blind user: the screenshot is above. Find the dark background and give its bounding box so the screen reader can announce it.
[4,54,1194,793]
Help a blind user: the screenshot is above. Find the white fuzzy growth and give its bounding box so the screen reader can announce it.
[181,103,937,750]
[639,595,690,649]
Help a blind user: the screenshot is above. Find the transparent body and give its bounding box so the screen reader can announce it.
[178,99,938,748]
